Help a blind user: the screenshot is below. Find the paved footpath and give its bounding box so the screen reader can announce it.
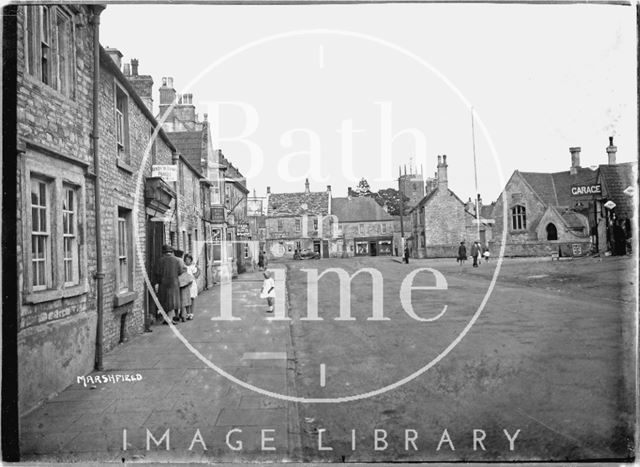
[20,267,302,463]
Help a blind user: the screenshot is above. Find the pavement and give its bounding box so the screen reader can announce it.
[19,267,302,463]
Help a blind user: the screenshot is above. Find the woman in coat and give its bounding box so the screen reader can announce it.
[457,241,467,266]
[154,244,186,324]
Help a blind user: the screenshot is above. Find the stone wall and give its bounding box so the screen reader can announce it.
[16,5,97,414]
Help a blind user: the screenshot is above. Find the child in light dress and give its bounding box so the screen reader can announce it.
[184,254,199,320]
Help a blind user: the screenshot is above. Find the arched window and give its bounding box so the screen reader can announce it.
[546,223,558,241]
[511,205,527,230]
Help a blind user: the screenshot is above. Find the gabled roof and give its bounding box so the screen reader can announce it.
[331,197,394,223]
[480,204,494,219]
[519,167,598,207]
[599,162,636,219]
[268,191,329,217]
[167,130,205,174]
[412,186,466,212]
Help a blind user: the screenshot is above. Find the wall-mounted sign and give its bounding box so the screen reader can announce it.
[210,206,226,223]
[236,223,250,237]
[604,200,617,210]
[151,164,177,182]
[571,184,601,196]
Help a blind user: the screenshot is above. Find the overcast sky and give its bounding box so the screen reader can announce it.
[101,3,637,203]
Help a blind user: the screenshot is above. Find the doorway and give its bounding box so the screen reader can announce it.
[145,220,165,326]
[322,240,329,258]
[546,223,558,241]
[369,241,378,256]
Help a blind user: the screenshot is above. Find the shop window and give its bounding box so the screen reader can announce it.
[511,205,527,230]
[546,223,558,241]
[356,241,369,255]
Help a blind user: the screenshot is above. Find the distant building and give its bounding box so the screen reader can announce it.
[332,195,398,257]
[409,155,492,258]
[492,139,635,256]
[398,164,425,209]
[265,180,333,259]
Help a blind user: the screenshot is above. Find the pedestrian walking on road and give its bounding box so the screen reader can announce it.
[184,253,199,320]
[471,241,481,267]
[404,245,410,264]
[260,270,276,313]
[258,250,265,270]
[153,244,186,325]
[457,241,467,266]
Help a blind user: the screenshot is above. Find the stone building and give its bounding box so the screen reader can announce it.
[332,195,397,257]
[265,180,333,259]
[158,77,248,280]
[409,155,492,258]
[490,143,634,256]
[398,165,425,209]
[16,4,101,414]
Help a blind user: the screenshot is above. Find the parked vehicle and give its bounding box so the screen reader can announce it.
[295,248,320,260]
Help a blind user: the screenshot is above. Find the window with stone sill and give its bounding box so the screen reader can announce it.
[116,207,133,294]
[511,205,527,230]
[115,83,130,164]
[23,150,87,301]
[24,5,75,98]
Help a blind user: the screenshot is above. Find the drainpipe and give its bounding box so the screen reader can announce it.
[173,152,181,249]
[91,5,105,371]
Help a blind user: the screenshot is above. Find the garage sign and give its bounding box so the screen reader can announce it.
[571,184,601,196]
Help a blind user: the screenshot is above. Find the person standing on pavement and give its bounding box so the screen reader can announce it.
[404,245,410,264]
[174,249,192,323]
[260,270,276,313]
[471,241,481,267]
[184,253,199,320]
[154,244,185,325]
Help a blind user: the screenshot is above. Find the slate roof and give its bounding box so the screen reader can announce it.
[268,191,329,217]
[519,167,598,207]
[599,162,636,219]
[331,197,395,223]
[561,210,588,230]
[167,130,205,174]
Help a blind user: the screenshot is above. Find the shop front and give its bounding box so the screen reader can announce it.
[354,236,394,256]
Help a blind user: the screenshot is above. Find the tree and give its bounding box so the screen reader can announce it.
[372,188,410,217]
[352,178,373,197]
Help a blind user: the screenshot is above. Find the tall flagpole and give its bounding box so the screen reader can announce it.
[471,107,480,242]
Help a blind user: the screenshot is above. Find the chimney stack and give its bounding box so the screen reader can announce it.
[104,47,123,69]
[327,185,331,193]
[125,59,153,112]
[266,186,271,195]
[606,136,617,165]
[569,147,581,175]
[304,178,310,193]
[437,154,448,188]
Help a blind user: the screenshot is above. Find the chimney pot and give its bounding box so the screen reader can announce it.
[327,185,331,192]
[162,77,167,86]
[304,178,310,193]
[266,186,271,194]
[131,58,139,76]
[167,77,174,88]
[437,155,448,188]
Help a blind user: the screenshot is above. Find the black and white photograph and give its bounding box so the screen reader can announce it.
[2,0,638,464]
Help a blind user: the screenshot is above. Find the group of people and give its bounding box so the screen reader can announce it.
[154,244,200,325]
[457,240,490,267]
